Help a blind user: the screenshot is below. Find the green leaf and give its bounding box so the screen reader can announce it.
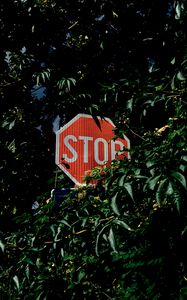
[0,240,5,252]
[171,171,186,190]
[175,2,181,19]
[95,223,111,256]
[61,248,64,257]
[111,192,120,216]
[78,270,85,283]
[13,275,19,290]
[126,97,133,112]
[181,155,187,162]
[69,78,76,86]
[177,71,185,81]
[146,175,161,191]
[172,190,181,213]
[91,104,99,110]
[124,183,134,201]
[119,174,126,186]
[156,178,168,206]
[171,75,176,90]
[24,258,35,265]
[36,292,45,300]
[114,219,132,231]
[25,265,30,280]
[50,225,56,237]
[146,161,157,176]
[108,227,117,253]
[134,175,148,179]
[59,220,71,228]
[166,181,174,195]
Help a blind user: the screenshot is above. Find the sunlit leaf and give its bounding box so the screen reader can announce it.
[114,219,132,231]
[175,2,181,19]
[13,275,19,290]
[177,71,185,81]
[0,240,5,252]
[119,174,126,186]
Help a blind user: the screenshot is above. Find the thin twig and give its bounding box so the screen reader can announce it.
[68,21,79,30]
[102,291,113,300]
[125,123,146,141]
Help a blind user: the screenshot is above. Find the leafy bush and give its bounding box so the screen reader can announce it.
[1,99,187,299]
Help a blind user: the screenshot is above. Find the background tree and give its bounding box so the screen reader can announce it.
[1,0,186,217]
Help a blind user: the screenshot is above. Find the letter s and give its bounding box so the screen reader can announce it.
[63,135,78,163]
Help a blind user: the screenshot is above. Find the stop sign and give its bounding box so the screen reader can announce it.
[55,114,130,185]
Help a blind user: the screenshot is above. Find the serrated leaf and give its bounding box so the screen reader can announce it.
[13,275,19,290]
[171,171,186,189]
[111,193,120,216]
[108,227,117,253]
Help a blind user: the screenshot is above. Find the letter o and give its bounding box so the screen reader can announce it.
[94,138,108,164]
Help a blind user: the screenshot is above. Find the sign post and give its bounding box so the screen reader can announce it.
[55,114,130,185]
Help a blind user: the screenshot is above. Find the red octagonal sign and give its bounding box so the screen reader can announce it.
[55,114,130,185]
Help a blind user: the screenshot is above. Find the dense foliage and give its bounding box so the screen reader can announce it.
[0,0,187,298]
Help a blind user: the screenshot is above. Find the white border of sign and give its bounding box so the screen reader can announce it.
[55,113,130,185]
